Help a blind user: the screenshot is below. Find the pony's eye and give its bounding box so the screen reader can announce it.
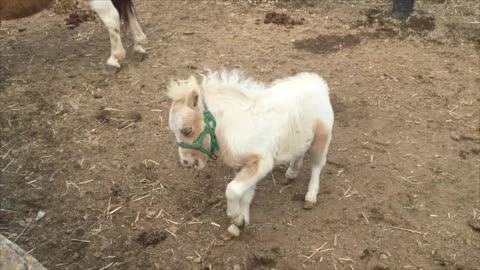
[182,127,192,136]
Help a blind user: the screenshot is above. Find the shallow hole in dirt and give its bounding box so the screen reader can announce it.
[353,8,437,41]
[406,15,436,31]
[294,34,362,54]
[136,231,167,247]
[264,11,305,26]
[250,251,277,269]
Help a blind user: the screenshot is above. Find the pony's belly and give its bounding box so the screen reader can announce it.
[274,135,313,164]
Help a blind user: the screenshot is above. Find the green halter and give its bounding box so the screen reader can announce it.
[176,102,220,160]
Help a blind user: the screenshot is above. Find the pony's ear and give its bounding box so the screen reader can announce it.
[166,80,180,100]
[187,75,197,84]
[186,91,199,109]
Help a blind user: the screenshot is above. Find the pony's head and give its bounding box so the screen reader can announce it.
[167,75,218,169]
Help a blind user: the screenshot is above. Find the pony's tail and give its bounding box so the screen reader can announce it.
[111,0,134,24]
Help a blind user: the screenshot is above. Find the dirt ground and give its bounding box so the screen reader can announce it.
[1,0,479,269]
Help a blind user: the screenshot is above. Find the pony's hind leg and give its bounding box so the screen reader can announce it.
[304,121,331,209]
[127,5,147,53]
[284,155,304,182]
[89,0,126,68]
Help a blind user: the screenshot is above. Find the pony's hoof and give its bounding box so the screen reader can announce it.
[107,57,121,68]
[227,224,240,237]
[134,44,146,54]
[303,200,315,210]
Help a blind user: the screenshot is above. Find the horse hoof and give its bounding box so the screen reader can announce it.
[303,200,315,210]
[134,44,146,54]
[107,58,121,68]
[227,224,240,237]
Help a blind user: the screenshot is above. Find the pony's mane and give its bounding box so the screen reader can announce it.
[201,69,266,98]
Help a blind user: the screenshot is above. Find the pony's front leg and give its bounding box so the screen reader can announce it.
[225,157,273,236]
[90,0,126,68]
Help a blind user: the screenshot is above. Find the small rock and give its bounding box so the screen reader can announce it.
[183,31,195,35]
[93,251,102,258]
[35,211,46,221]
[233,264,241,270]
[193,257,202,264]
[380,253,389,260]
[214,239,225,247]
[187,231,198,240]
[93,93,103,99]
[450,132,460,141]
[168,225,179,234]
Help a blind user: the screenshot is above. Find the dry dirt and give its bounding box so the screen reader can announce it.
[1,0,480,269]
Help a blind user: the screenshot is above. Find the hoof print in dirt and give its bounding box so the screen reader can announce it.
[293,34,361,54]
[95,109,111,123]
[250,250,277,269]
[467,218,480,232]
[127,111,143,122]
[136,231,167,247]
[110,183,122,197]
[133,51,148,62]
[264,11,304,26]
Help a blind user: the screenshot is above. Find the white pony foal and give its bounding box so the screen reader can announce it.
[167,70,334,237]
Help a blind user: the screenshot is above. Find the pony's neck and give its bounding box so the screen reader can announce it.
[201,87,253,119]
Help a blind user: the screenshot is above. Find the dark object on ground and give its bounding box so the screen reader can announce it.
[468,219,480,232]
[136,231,168,247]
[264,11,304,26]
[393,0,415,20]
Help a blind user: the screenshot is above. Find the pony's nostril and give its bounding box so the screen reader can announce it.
[193,159,199,167]
[182,160,188,166]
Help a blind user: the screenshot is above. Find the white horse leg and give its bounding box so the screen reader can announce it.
[127,6,147,53]
[89,0,126,68]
